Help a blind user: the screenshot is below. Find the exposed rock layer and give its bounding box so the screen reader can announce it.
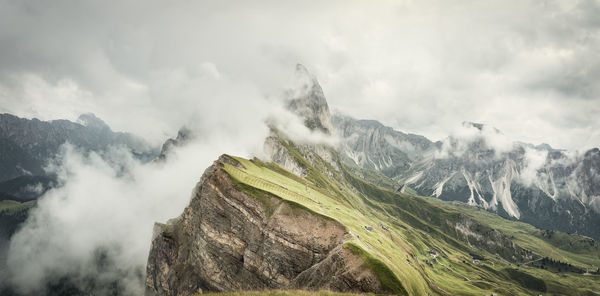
[145,155,385,296]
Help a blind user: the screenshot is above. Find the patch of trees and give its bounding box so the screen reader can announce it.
[534,257,585,274]
[469,253,485,261]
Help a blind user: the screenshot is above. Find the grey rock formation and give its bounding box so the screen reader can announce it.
[332,114,437,176]
[145,155,385,296]
[157,127,193,160]
[285,64,332,133]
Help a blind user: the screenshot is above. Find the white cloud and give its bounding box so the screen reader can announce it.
[0,0,598,150]
[6,119,270,294]
[434,122,516,159]
[520,148,549,186]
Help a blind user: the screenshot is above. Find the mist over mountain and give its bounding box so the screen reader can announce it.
[0,112,158,240]
[0,113,160,295]
[0,63,598,296]
[0,113,156,182]
[1,1,599,295]
[0,112,157,236]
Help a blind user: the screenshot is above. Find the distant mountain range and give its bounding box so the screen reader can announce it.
[333,115,600,240]
[0,113,156,183]
[264,65,600,241]
[0,113,158,240]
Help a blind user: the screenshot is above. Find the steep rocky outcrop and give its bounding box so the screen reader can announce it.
[145,155,387,296]
[286,64,332,134]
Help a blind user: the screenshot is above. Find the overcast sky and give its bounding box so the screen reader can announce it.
[0,0,599,150]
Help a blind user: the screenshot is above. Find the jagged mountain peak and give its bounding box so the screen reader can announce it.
[0,113,156,182]
[76,113,110,131]
[462,121,484,130]
[585,147,600,158]
[461,121,502,134]
[157,126,194,160]
[535,143,554,151]
[286,64,332,133]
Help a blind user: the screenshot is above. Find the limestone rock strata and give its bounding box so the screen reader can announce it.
[145,155,385,296]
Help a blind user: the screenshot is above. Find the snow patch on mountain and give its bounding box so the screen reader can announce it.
[462,169,489,208]
[405,171,424,185]
[489,161,520,219]
[433,172,457,198]
[535,171,559,201]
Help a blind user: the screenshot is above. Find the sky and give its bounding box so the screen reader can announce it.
[0,0,599,150]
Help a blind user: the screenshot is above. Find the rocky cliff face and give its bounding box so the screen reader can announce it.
[145,155,386,296]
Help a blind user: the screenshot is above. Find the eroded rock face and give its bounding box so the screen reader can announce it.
[286,64,332,134]
[264,134,308,177]
[145,155,384,296]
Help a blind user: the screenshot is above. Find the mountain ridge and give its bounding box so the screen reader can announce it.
[146,66,599,295]
[146,133,600,295]
[332,113,600,240]
[0,112,156,182]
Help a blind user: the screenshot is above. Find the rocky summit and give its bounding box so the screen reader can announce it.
[285,64,333,134]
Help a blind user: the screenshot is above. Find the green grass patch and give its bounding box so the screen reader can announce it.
[0,200,35,214]
[203,290,381,296]
[213,148,600,295]
[230,177,279,218]
[503,268,546,292]
[344,242,408,295]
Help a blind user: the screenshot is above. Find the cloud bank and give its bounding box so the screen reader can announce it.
[0,1,599,292]
[3,60,337,295]
[0,0,598,150]
[6,138,268,294]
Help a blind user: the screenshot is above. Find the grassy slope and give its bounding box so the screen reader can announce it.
[218,142,600,295]
[424,198,600,270]
[0,200,35,213]
[204,291,381,296]
[224,157,418,295]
